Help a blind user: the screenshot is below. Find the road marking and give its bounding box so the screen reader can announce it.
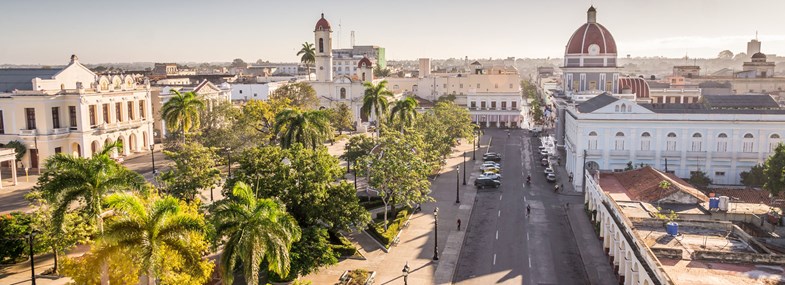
[500,195,503,200]
[493,254,497,265]
[528,256,532,268]
[496,230,499,240]
[527,233,530,241]
[523,196,527,202]
[498,210,501,217]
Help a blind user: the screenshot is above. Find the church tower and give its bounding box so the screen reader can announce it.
[314,13,333,82]
[357,56,373,82]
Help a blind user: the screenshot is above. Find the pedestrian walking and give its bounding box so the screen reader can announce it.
[526,204,531,217]
[561,183,564,192]
[457,219,462,231]
[569,172,574,182]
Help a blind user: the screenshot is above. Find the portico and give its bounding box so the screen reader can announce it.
[0,148,18,189]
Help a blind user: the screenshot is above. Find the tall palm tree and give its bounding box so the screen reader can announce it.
[101,193,206,285]
[161,90,205,143]
[389,96,419,131]
[211,182,301,285]
[274,108,333,149]
[297,42,315,81]
[37,141,145,233]
[361,80,393,136]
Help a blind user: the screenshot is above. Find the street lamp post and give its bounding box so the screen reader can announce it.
[226,147,232,178]
[402,262,410,285]
[456,166,461,204]
[150,144,156,174]
[28,230,39,285]
[433,207,439,261]
[463,152,467,185]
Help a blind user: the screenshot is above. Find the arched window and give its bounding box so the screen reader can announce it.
[615,105,620,112]
[743,133,755,152]
[621,104,626,112]
[771,134,781,139]
[770,134,782,151]
[640,132,651,150]
[614,132,625,150]
[362,72,366,81]
[666,132,677,151]
[588,131,598,150]
[717,133,728,152]
[319,38,324,53]
[340,87,346,99]
[691,133,703,151]
[627,105,632,112]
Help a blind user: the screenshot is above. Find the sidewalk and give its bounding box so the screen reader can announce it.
[302,138,484,285]
[565,204,617,285]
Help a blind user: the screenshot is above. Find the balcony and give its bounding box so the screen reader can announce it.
[609,150,629,157]
[737,152,759,160]
[712,152,732,159]
[662,150,681,157]
[19,129,37,136]
[52,128,70,135]
[586,149,602,157]
[636,151,655,158]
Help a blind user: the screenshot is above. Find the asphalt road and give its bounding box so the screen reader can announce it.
[454,128,587,285]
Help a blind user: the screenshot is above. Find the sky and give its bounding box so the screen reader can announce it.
[1,0,784,65]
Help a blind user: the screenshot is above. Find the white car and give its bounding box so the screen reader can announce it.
[482,161,501,168]
[544,167,555,176]
[480,172,502,180]
[546,173,557,182]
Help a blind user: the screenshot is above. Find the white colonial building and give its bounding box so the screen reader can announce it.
[564,94,785,189]
[0,55,154,169]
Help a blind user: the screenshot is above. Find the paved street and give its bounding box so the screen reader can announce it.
[454,128,612,285]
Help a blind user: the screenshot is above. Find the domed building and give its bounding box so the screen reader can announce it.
[739,52,775,78]
[561,6,622,99]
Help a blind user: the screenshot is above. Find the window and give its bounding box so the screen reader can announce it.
[715,171,725,176]
[501,101,507,110]
[490,101,497,109]
[511,101,517,110]
[89,105,96,126]
[480,101,486,109]
[115,103,122,122]
[614,132,625,150]
[495,84,499,89]
[103,104,110,124]
[743,133,754,152]
[128,102,134,120]
[459,83,464,88]
[55,147,62,154]
[666,132,677,151]
[717,133,728,152]
[691,133,702,151]
[0,110,4,134]
[770,134,781,151]
[640,132,651,150]
[509,83,513,89]
[476,83,480,88]
[51,107,60,129]
[588,131,598,150]
[470,102,476,109]
[69,106,77,128]
[25,108,36,130]
[340,88,346,99]
[239,90,243,94]
[443,84,447,88]
[318,38,324,53]
[615,105,620,112]
[589,81,597,90]
[139,101,146,119]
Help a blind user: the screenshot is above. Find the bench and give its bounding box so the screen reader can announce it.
[392,236,400,246]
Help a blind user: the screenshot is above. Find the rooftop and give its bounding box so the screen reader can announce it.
[0,68,62,92]
[599,167,708,204]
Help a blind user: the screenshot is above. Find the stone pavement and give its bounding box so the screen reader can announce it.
[566,203,618,285]
[302,138,485,285]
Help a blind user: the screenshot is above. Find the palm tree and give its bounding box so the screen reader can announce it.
[361,80,393,136]
[161,90,205,143]
[211,182,301,285]
[274,109,333,149]
[37,141,145,233]
[389,96,419,131]
[297,42,315,80]
[101,193,206,285]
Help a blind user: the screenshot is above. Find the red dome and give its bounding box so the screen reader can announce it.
[315,13,331,31]
[565,22,617,55]
[358,57,372,68]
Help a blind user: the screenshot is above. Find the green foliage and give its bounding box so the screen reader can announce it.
[342,136,376,165]
[389,97,418,130]
[346,269,371,285]
[436,94,456,103]
[276,227,337,281]
[688,170,712,188]
[366,208,410,248]
[274,109,333,149]
[625,161,634,171]
[654,208,679,223]
[60,248,141,285]
[329,233,357,257]
[740,163,766,187]
[26,191,95,273]
[361,80,393,128]
[33,141,145,232]
[198,98,294,151]
[271,82,319,110]
[522,80,544,125]
[161,90,205,143]
[0,212,35,264]
[158,142,221,201]
[211,182,301,285]
[373,65,391,78]
[4,140,26,163]
[100,193,211,283]
[763,144,785,196]
[331,103,354,134]
[297,43,316,80]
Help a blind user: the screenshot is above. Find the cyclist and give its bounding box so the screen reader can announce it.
[526,204,531,216]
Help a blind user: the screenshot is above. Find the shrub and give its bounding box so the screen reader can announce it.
[347,269,371,285]
[366,208,410,248]
[0,212,33,264]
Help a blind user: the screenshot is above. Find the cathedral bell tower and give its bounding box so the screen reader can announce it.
[314,13,333,82]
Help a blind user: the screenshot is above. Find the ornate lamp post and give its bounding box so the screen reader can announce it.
[402,262,410,285]
[456,166,461,204]
[149,144,156,174]
[27,230,40,285]
[463,152,467,185]
[433,207,439,260]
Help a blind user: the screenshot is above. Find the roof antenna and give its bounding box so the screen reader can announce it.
[756,30,759,41]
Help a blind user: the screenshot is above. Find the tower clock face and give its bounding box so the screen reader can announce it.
[588,44,600,55]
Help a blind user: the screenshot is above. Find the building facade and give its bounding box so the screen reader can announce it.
[562,6,621,99]
[0,55,154,169]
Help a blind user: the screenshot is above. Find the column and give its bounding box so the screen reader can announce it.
[0,165,3,189]
[11,160,17,186]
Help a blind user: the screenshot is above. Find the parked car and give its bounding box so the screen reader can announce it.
[483,152,502,161]
[539,150,550,157]
[540,158,549,166]
[538,146,547,152]
[546,173,557,182]
[474,177,501,189]
[480,172,502,180]
[544,167,555,176]
[482,161,501,168]
[481,165,501,173]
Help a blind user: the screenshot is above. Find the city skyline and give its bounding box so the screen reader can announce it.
[1,0,785,65]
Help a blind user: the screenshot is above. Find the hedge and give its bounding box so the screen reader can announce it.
[329,232,358,257]
[366,208,410,248]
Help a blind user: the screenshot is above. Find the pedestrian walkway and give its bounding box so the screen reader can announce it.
[565,203,617,285]
[302,138,484,285]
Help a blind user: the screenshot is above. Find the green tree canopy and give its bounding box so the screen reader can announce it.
[361,80,393,132]
[274,109,333,149]
[740,163,765,187]
[158,142,221,201]
[330,102,354,134]
[389,97,419,131]
[688,170,712,188]
[764,144,785,196]
[270,82,319,110]
[297,42,315,80]
[161,90,205,143]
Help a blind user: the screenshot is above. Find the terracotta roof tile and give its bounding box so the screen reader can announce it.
[611,166,708,203]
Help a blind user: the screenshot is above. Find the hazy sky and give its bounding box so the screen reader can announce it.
[2,0,784,65]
